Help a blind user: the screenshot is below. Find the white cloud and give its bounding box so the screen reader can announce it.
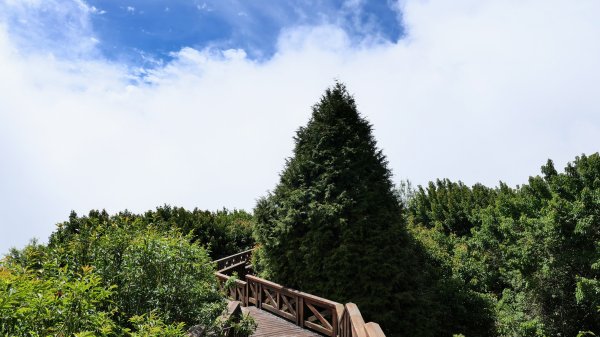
[1,0,600,254]
[197,3,211,12]
[0,0,98,58]
[89,6,106,15]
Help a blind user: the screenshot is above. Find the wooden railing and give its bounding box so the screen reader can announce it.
[214,251,386,337]
[246,275,343,337]
[213,249,253,272]
[339,303,385,337]
[216,272,248,305]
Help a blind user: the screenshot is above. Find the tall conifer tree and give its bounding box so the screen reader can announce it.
[254,83,429,336]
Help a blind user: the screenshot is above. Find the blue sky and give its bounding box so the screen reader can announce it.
[1,0,599,254]
[86,0,402,63]
[4,0,403,65]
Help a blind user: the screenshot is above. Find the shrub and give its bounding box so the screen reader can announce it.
[0,252,117,336]
[114,229,224,326]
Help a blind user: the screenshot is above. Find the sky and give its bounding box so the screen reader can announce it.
[1,0,599,255]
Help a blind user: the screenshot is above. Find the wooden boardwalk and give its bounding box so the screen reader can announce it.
[215,249,386,337]
[242,306,322,337]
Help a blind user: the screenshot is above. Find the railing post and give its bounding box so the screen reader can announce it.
[332,306,339,337]
[295,295,300,326]
[298,296,304,329]
[276,292,280,310]
[258,282,262,309]
[244,281,249,306]
[216,252,386,337]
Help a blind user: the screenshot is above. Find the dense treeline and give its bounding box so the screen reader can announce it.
[2,82,598,337]
[253,83,430,337]
[1,207,256,336]
[406,154,600,336]
[252,83,600,337]
[51,206,254,259]
[250,83,493,337]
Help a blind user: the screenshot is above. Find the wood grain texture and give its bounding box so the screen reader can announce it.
[242,306,323,337]
[217,249,387,337]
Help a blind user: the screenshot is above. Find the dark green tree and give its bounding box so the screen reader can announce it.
[406,154,600,336]
[253,83,438,336]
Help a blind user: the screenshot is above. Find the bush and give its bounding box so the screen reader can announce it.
[50,206,255,262]
[55,222,226,328]
[128,311,186,337]
[3,220,231,336]
[113,229,224,326]
[0,250,117,336]
[143,206,255,259]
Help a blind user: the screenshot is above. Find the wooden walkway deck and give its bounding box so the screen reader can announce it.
[214,249,386,337]
[242,306,322,337]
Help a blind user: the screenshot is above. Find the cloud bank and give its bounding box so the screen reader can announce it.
[1,0,599,254]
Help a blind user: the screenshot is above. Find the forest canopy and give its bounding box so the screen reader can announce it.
[252,82,437,336]
[251,83,600,337]
[1,83,598,337]
[405,153,600,336]
[0,207,255,336]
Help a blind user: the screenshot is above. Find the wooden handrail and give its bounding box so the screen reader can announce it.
[213,248,254,272]
[340,303,366,337]
[364,323,386,337]
[214,250,386,337]
[216,272,248,306]
[339,303,384,337]
[245,274,341,337]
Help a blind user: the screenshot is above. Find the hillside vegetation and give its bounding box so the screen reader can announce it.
[2,83,598,337]
[405,154,600,336]
[253,83,437,337]
[0,208,255,336]
[252,83,600,336]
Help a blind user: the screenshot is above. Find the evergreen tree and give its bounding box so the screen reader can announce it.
[406,154,600,336]
[253,83,435,336]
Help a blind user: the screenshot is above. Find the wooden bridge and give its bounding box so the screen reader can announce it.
[213,250,386,337]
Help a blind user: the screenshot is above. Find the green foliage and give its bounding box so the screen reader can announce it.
[228,313,257,337]
[410,179,497,236]
[253,83,449,336]
[394,179,416,209]
[1,249,117,336]
[578,331,597,337]
[211,310,257,337]
[112,229,224,325]
[49,215,226,328]
[407,154,600,336]
[142,206,255,259]
[250,83,600,336]
[223,272,240,293]
[2,205,256,336]
[128,311,186,337]
[50,206,254,261]
[495,289,546,337]
[577,275,600,309]
[3,80,598,337]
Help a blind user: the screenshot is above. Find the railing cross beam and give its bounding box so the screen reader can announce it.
[214,249,386,337]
